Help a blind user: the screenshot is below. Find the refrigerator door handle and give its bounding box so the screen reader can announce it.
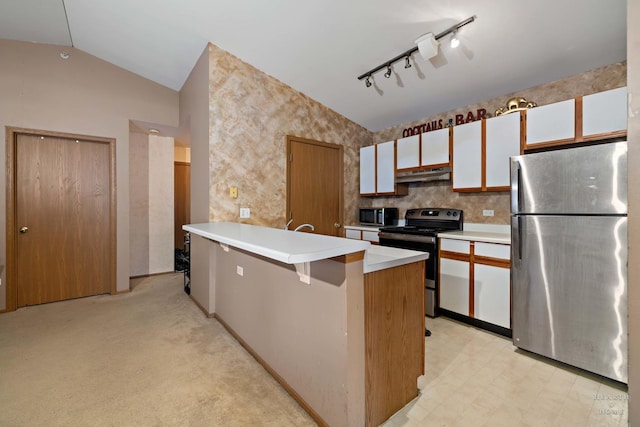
[512,216,522,264]
[511,160,522,213]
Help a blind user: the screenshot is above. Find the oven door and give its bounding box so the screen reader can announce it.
[378,232,438,317]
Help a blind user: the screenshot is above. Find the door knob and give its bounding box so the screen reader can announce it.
[19,226,28,234]
[334,223,341,228]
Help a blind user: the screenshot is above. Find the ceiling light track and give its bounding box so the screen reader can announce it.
[62,0,74,47]
[356,15,476,84]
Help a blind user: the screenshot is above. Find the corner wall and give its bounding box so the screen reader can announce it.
[0,39,179,309]
[207,43,372,229]
[179,45,215,313]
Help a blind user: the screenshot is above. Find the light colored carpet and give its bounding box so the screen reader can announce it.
[0,273,317,426]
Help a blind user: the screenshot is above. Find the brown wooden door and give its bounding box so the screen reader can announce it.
[286,136,343,236]
[15,133,112,306]
[174,162,191,249]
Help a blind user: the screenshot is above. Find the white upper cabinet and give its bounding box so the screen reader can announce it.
[376,140,396,194]
[359,145,376,195]
[421,127,450,167]
[526,99,575,146]
[582,86,627,137]
[396,134,420,170]
[452,121,482,190]
[485,113,521,189]
[360,141,408,196]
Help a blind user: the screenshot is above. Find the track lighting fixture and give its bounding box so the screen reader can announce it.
[357,15,476,86]
[384,64,392,78]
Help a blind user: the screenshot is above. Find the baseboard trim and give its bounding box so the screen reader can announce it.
[189,295,214,318]
[129,270,176,280]
[214,313,329,427]
[438,309,512,338]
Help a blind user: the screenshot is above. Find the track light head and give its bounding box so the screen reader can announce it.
[365,75,372,87]
[450,30,460,48]
[384,64,392,78]
[404,56,412,69]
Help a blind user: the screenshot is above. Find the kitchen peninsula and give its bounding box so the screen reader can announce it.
[184,222,428,427]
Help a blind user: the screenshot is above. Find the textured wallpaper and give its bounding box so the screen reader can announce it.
[207,43,372,229]
[204,43,626,228]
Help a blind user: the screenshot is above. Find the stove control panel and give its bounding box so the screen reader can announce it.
[406,208,463,220]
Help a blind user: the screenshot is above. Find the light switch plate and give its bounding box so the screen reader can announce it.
[236,266,243,276]
[229,186,238,198]
[240,207,250,218]
[483,209,495,217]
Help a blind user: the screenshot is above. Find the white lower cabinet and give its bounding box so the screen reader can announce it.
[474,264,511,328]
[344,226,379,243]
[439,238,511,331]
[439,258,469,315]
[345,229,361,240]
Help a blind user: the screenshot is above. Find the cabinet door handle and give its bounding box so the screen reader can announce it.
[334,223,341,228]
[19,226,29,234]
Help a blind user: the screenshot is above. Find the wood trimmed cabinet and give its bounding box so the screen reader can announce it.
[523,86,628,150]
[439,238,511,335]
[396,127,451,171]
[360,87,627,196]
[452,112,521,192]
[359,141,408,196]
[345,226,380,244]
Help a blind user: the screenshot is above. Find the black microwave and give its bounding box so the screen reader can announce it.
[359,208,398,226]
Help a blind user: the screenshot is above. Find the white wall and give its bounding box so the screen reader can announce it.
[148,135,175,274]
[129,133,175,277]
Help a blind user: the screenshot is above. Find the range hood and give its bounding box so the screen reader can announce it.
[395,167,451,183]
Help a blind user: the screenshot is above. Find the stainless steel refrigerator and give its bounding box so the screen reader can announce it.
[510,141,628,383]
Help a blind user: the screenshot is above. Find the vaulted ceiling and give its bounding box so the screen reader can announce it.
[0,0,627,132]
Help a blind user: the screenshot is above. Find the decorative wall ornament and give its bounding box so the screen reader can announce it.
[495,97,537,116]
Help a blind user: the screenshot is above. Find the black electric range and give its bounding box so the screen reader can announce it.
[378,208,463,318]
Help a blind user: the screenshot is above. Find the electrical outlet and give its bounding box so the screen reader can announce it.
[483,209,495,217]
[236,266,243,276]
[239,208,250,218]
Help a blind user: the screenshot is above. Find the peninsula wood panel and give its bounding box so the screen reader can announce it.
[364,261,425,427]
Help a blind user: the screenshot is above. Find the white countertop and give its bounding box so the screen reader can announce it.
[184,222,428,272]
[344,225,381,232]
[184,222,371,264]
[438,230,511,244]
[364,245,429,274]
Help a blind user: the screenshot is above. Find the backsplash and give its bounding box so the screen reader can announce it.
[364,181,510,224]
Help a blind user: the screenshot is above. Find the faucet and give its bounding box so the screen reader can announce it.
[293,223,315,232]
[284,219,294,230]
